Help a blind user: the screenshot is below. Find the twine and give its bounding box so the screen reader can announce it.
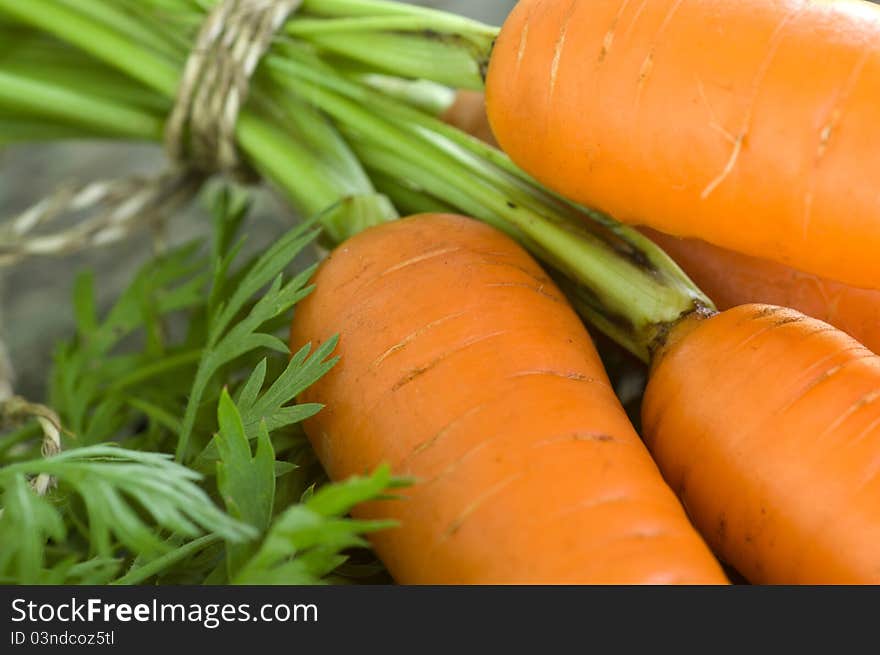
[166,0,303,178]
[0,0,303,268]
[0,171,202,267]
[0,0,303,495]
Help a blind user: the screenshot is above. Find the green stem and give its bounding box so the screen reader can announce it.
[235,114,348,217]
[107,349,203,393]
[360,75,455,115]
[0,0,180,97]
[205,0,496,88]
[368,169,458,215]
[300,0,498,29]
[0,118,106,144]
[287,16,492,35]
[0,70,163,140]
[298,32,491,91]
[112,534,221,585]
[61,0,187,63]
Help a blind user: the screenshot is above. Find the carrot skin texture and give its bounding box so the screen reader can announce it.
[642,228,880,354]
[290,214,726,584]
[644,304,880,584]
[486,0,880,289]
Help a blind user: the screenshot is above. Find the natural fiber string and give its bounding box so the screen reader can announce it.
[0,0,303,494]
[0,0,303,267]
[0,172,203,267]
[166,0,304,178]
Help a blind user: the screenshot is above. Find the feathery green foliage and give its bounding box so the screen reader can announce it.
[0,188,402,584]
[234,464,403,585]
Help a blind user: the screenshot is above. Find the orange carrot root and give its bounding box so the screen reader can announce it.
[644,304,880,584]
[291,213,726,584]
[486,0,880,289]
[439,90,498,147]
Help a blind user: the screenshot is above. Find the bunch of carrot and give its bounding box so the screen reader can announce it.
[293,213,880,584]
[5,0,880,585]
[290,0,880,585]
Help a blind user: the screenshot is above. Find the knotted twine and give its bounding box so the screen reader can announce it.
[0,0,303,493]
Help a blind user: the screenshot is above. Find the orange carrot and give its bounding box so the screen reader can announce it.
[485,0,880,289]
[643,304,880,584]
[290,213,726,584]
[439,90,498,147]
[641,228,880,354]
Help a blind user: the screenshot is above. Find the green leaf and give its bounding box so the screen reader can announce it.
[50,239,208,437]
[233,466,402,585]
[0,159,368,584]
[0,445,256,563]
[207,185,251,316]
[215,390,274,576]
[0,474,66,584]
[235,358,267,412]
[210,225,322,343]
[72,271,98,339]
[176,208,323,462]
[238,337,339,438]
[113,534,221,585]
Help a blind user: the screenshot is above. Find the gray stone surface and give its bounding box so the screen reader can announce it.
[0,1,514,398]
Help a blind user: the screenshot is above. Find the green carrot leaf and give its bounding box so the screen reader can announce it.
[0,445,256,566]
[233,465,401,585]
[0,474,66,584]
[215,389,275,576]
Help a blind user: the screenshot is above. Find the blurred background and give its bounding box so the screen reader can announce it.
[0,1,517,398]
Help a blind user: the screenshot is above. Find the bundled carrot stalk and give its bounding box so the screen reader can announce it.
[0,0,712,362]
[436,90,880,355]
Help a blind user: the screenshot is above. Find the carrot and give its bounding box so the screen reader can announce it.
[641,228,880,354]
[290,213,726,584]
[439,89,498,147]
[643,304,880,584]
[485,0,880,289]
